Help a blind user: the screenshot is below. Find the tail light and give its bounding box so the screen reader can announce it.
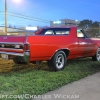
[24,43,30,51]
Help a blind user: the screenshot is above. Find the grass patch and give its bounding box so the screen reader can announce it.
[0,58,100,100]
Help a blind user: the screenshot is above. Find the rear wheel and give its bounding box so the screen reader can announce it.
[92,48,100,61]
[48,51,67,71]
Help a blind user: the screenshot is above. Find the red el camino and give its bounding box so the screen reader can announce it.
[0,27,100,71]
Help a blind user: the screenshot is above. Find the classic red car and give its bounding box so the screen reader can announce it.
[0,27,100,71]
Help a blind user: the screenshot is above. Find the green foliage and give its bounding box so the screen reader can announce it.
[79,19,93,28]
[0,58,100,100]
[78,19,100,37]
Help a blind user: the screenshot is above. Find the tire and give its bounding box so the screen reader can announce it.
[48,51,67,71]
[92,48,100,61]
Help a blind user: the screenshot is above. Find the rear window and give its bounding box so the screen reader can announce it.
[55,30,69,35]
[45,30,54,35]
[40,28,70,35]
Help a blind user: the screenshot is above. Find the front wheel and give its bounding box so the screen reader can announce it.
[92,48,100,61]
[48,51,67,71]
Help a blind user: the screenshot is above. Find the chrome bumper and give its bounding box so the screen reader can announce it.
[0,51,24,56]
[0,51,30,62]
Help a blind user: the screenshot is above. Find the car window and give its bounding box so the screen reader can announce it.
[55,30,69,35]
[77,30,85,38]
[45,30,54,35]
[39,28,70,35]
[55,28,70,35]
[77,29,89,38]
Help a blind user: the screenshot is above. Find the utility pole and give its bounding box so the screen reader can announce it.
[4,0,7,35]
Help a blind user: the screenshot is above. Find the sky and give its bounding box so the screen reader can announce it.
[0,0,100,27]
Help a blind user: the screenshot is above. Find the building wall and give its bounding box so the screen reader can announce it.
[0,26,18,35]
[0,26,18,32]
[50,19,80,27]
[0,26,37,35]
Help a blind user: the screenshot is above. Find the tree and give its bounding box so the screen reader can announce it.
[79,19,92,29]
[91,21,100,37]
[92,21,99,28]
[79,19,100,37]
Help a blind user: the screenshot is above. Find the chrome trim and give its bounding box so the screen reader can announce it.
[0,51,30,62]
[0,51,24,56]
[0,42,24,45]
[0,48,23,51]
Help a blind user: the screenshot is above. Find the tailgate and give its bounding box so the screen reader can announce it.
[0,36,27,53]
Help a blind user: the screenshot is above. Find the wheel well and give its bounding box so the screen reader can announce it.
[50,49,70,60]
[60,49,70,57]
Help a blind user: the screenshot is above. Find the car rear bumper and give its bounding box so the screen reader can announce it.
[0,51,30,62]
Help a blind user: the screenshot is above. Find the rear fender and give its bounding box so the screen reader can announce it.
[50,48,70,60]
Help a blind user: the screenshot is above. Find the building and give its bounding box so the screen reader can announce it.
[50,19,80,27]
[0,26,18,35]
[0,26,39,35]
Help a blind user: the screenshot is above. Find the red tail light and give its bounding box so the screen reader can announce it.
[24,43,30,51]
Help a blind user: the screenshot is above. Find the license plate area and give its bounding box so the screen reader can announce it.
[1,54,9,60]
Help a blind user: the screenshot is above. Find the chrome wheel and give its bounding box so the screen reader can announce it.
[48,51,67,71]
[56,54,64,69]
[96,48,100,61]
[92,48,100,61]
